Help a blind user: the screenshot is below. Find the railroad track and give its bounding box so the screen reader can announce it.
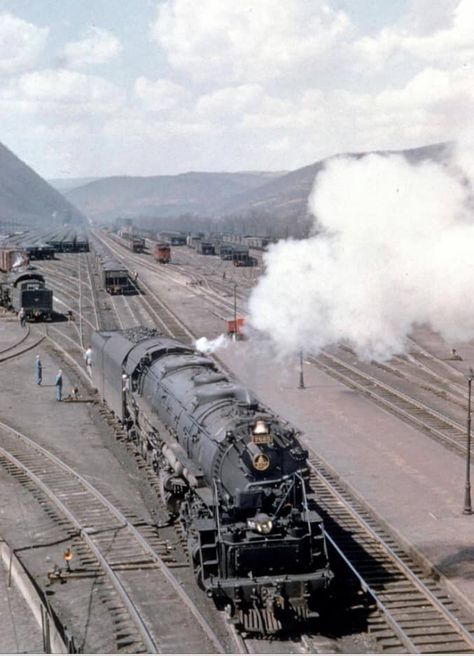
[92,231,194,342]
[36,244,474,651]
[313,351,471,458]
[0,419,226,653]
[94,230,246,322]
[0,324,45,363]
[307,454,474,652]
[94,237,474,651]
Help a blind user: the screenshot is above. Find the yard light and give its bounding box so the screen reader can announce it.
[464,369,473,515]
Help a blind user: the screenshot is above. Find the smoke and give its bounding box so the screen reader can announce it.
[195,333,230,354]
[12,252,25,269]
[248,149,474,362]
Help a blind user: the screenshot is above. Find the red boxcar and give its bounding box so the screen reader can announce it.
[154,243,171,263]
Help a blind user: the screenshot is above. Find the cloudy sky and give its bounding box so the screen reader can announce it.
[0,0,471,178]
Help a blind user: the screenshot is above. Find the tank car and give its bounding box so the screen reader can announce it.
[91,328,333,634]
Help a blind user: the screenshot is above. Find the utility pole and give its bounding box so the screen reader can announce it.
[299,350,305,389]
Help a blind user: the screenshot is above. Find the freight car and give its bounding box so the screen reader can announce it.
[196,241,216,255]
[112,231,146,253]
[91,328,333,634]
[102,256,134,295]
[0,269,53,320]
[154,243,171,263]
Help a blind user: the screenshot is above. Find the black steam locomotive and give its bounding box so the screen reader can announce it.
[91,328,333,634]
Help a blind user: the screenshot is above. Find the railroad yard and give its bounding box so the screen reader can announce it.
[1,228,474,654]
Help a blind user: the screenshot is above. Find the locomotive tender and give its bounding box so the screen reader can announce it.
[91,327,333,633]
[0,269,53,320]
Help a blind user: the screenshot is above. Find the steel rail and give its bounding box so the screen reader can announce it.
[0,331,45,364]
[0,419,226,653]
[0,323,31,354]
[77,254,84,350]
[314,351,470,456]
[309,460,474,651]
[83,252,100,331]
[0,438,157,653]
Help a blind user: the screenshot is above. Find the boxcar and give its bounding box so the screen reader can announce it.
[154,243,171,264]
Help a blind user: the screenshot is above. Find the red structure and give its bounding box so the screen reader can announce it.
[154,243,171,263]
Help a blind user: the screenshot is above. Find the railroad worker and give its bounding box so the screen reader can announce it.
[18,307,26,328]
[55,369,63,402]
[84,346,92,374]
[35,355,42,386]
[122,373,130,392]
[133,271,138,283]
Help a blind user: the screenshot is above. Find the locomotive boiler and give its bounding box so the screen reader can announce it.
[91,327,333,634]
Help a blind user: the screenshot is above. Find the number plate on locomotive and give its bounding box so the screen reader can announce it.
[252,434,272,444]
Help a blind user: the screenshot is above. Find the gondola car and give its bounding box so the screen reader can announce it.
[102,256,134,295]
[91,327,333,634]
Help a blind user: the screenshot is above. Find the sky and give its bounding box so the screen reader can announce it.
[0,0,470,178]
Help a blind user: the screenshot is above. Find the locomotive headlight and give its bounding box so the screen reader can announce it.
[247,513,273,535]
[253,420,268,435]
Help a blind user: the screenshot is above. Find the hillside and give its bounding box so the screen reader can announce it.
[64,143,451,229]
[0,142,85,226]
[65,171,284,222]
[216,142,452,221]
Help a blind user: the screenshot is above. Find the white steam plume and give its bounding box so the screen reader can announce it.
[248,150,474,362]
[195,334,230,354]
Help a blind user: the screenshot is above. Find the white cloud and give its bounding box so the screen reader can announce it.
[134,77,189,112]
[355,0,474,69]
[151,0,352,84]
[0,69,124,120]
[62,27,122,68]
[0,13,48,75]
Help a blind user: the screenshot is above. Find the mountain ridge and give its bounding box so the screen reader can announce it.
[64,142,451,225]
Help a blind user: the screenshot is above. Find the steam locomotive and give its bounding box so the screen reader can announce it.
[91,327,333,634]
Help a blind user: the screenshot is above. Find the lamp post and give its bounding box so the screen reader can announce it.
[233,283,237,341]
[299,350,305,389]
[464,369,474,514]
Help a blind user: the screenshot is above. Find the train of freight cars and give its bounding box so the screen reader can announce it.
[91,327,333,635]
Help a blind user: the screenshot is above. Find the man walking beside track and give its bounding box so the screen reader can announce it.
[18,307,26,328]
[55,369,63,401]
[35,355,42,385]
[84,346,92,376]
